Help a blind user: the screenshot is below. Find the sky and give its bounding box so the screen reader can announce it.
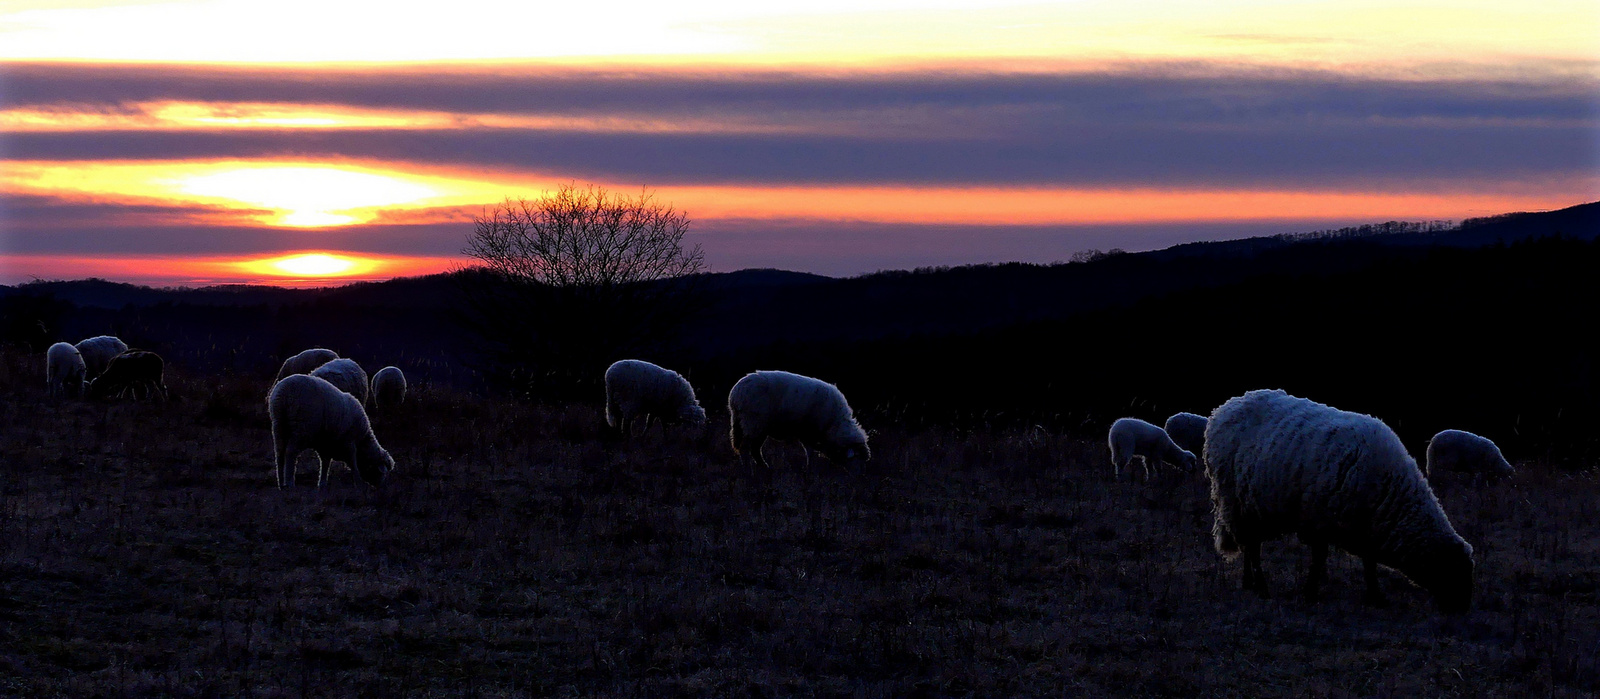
[1,0,1597,286]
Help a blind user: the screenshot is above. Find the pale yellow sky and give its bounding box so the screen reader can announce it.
[0,0,1594,73]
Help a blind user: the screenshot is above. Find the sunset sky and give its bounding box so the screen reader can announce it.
[1,1,1597,286]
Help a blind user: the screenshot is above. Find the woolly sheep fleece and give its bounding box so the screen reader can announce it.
[605,360,707,432]
[87,350,166,400]
[1426,429,1514,479]
[1206,389,1473,611]
[1163,412,1208,456]
[1107,418,1197,479]
[268,374,392,489]
[370,366,406,412]
[276,348,339,381]
[74,335,128,378]
[46,342,86,398]
[311,358,369,404]
[728,370,869,466]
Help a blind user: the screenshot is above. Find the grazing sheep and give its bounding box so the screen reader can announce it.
[1206,389,1473,612]
[728,370,869,469]
[369,366,406,413]
[605,359,706,437]
[275,348,339,381]
[268,374,392,489]
[1426,429,1514,481]
[310,358,369,403]
[46,342,86,398]
[1107,418,1197,480]
[75,335,128,378]
[1163,412,1208,456]
[87,350,168,401]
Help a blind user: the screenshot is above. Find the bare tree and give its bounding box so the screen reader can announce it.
[460,184,706,398]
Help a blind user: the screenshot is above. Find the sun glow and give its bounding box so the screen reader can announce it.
[247,252,366,277]
[3,160,496,227]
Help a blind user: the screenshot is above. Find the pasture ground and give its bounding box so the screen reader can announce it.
[0,349,1596,697]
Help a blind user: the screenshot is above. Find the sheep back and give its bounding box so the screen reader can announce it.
[276,348,339,381]
[728,370,868,462]
[1163,412,1208,455]
[1206,389,1472,609]
[75,336,128,377]
[310,358,369,404]
[605,359,705,427]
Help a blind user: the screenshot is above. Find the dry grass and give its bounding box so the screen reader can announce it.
[0,348,1595,697]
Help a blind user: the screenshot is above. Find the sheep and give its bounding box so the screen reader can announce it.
[268,373,392,489]
[87,350,167,400]
[1163,411,1208,456]
[75,335,128,378]
[604,359,706,438]
[728,370,868,469]
[1206,389,1473,612]
[275,348,339,381]
[310,358,368,404]
[46,342,86,398]
[369,366,406,413]
[1426,429,1514,481]
[1107,417,1197,480]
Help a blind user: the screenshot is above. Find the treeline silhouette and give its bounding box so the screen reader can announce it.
[3,202,1596,460]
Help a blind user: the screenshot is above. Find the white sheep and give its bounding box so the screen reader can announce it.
[369,366,406,413]
[275,348,339,381]
[1107,417,1197,480]
[74,335,128,378]
[268,374,392,489]
[310,358,369,404]
[604,359,706,437]
[1206,389,1473,611]
[1163,412,1208,456]
[46,342,86,398]
[1426,429,1514,481]
[728,370,869,469]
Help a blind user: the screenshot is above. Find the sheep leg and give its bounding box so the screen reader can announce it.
[276,442,293,489]
[1362,557,1389,607]
[316,454,332,490]
[1242,541,1269,597]
[1303,540,1328,603]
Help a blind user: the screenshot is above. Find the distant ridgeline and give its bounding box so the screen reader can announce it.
[4,201,1599,461]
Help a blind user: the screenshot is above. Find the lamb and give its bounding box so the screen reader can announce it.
[1425,429,1514,481]
[310,358,368,404]
[1206,389,1473,612]
[1163,412,1208,456]
[275,348,339,381]
[604,359,707,437]
[74,335,128,378]
[268,373,392,489]
[87,350,168,400]
[46,342,86,398]
[1107,417,1197,480]
[369,366,406,413]
[728,370,869,468]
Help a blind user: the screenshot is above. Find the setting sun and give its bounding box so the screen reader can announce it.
[240,252,377,278]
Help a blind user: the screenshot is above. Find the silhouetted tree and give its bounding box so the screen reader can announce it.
[461,184,706,398]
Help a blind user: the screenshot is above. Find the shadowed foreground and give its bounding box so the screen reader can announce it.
[0,350,1595,696]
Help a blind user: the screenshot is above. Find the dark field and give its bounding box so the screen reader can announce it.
[1,350,1596,697]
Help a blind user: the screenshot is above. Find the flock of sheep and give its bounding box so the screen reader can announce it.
[1109,391,1512,613]
[46,336,167,400]
[49,340,1516,613]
